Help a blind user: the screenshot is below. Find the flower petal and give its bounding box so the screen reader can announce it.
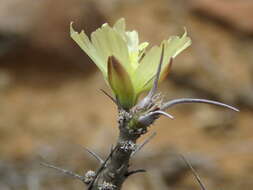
[126,31,139,52]
[113,18,140,53]
[114,18,143,70]
[113,18,126,36]
[70,22,107,77]
[71,21,132,78]
[133,30,191,95]
[164,29,191,59]
[91,23,132,75]
[108,56,135,109]
[133,45,161,94]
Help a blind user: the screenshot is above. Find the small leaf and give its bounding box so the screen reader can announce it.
[108,56,135,109]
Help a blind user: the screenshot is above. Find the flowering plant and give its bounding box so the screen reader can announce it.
[42,18,238,190]
[70,18,191,109]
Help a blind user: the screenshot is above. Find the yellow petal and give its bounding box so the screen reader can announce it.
[70,22,107,77]
[113,18,126,35]
[91,24,132,75]
[133,45,161,94]
[133,30,191,95]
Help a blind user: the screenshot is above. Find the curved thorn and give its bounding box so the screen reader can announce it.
[179,154,208,190]
[152,110,174,119]
[84,147,104,164]
[131,132,157,157]
[161,98,239,112]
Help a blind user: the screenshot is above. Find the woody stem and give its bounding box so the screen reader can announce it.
[90,109,145,190]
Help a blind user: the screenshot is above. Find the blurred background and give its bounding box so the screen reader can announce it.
[0,0,253,189]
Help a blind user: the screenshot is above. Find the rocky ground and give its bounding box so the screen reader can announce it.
[0,0,253,189]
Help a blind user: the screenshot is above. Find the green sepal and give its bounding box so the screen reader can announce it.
[107,56,136,109]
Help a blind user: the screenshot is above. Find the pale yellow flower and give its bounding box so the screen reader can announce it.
[70,18,191,109]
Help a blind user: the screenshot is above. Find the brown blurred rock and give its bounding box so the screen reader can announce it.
[194,107,237,136]
[0,0,105,59]
[0,0,107,87]
[188,0,253,34]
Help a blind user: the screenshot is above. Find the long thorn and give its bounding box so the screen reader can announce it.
[148,44,165,98]
[100,89,117,105]
[138,44,165,109]
[179,154,207,190]
[161,98,239,112]
[40,162,86,183]
[84,147,104,164]
[88,145,117,190]
[132,132,157,157]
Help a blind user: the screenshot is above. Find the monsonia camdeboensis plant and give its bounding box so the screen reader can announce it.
[42,18,239,190]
